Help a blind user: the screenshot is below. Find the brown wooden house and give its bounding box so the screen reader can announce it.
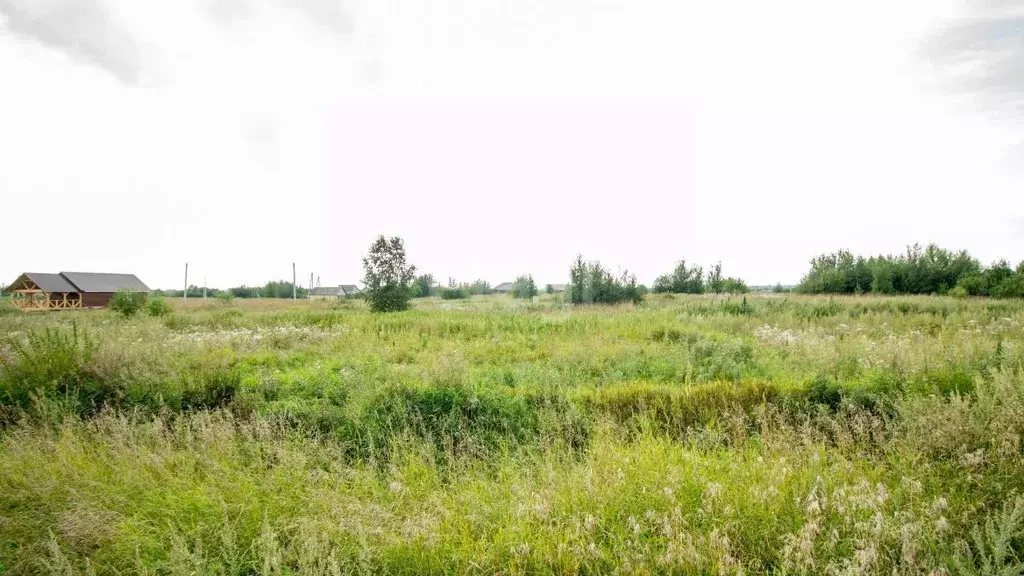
[6,272,150,311]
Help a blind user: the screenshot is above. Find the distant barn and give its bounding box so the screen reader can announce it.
[6,272,150,311]
[493,282,514,293]
[309,285,360,300]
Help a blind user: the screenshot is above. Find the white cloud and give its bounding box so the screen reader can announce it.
[0,0,149,83]
[920,2,1024,116]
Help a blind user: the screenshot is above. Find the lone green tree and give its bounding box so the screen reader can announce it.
[362,236,416,312]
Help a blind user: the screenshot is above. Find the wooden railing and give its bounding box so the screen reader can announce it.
[10,290,83,311]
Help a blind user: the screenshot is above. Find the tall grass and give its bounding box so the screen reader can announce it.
[1,294,1023,573]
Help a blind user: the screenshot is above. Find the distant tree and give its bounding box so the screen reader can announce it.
[263,280,308,299]
[795,244,1023,297]
[706,263,724,294]
[362,235,417,312]
[230,285,259,298]
[510,275,538,299]
[569,255,587,304]
[982,260,1015,295]
[467,280,492,295]
[653,260,705,294]
[413,274,436,298]
[720,277,749,294]
[567,256,643,305]
[991,273,1024,299]
[956,273,987,297]
[545,284,555,294]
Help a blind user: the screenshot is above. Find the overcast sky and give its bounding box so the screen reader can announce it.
[1,0,1021,290]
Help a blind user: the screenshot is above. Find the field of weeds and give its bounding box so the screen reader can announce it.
[2,293,1024,574]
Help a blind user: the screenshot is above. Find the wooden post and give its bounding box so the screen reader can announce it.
[183,263,188,304]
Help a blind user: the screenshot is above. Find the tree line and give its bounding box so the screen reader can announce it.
[153,280,309,299]
[797,244,1024,298]
[149,239,1023,315]
[361,235,751,311]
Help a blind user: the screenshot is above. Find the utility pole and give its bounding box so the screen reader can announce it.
[292,263,297,300]
[309,273,313,298]
[183,263,188,304]
[203,276,207,299]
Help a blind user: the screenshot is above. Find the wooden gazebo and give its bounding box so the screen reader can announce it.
[6,272,150,311]
[6,273,83,311]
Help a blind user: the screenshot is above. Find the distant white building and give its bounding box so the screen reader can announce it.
[310,285,360,300]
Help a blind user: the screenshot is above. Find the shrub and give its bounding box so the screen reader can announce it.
[145,296,172,317]
[949,285,969,299]
[362,235,417,312]
[439,278,469,300]
[510,275,537,299]
[108,290,146,317]
[215,291,235,306]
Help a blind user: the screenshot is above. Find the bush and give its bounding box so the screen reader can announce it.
[215,291,235,306]
[439,279,469,300]
[145,296,172,317]
[362,236,417,312]
[108,290,147,318]
[510,275,537,299]
[948,285,968,299]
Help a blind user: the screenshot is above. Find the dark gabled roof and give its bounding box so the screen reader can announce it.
[311,286,343,296]
[493,282,514,292]
[311,285,359,296]
[60,272,150,293]
[15,273,79,293]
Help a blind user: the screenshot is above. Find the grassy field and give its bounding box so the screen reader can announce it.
[1,293,1023,574]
